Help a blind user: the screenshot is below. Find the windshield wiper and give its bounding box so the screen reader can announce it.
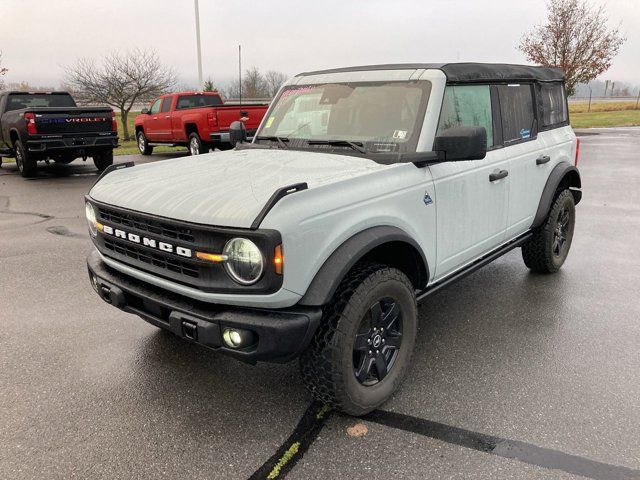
[255,135,290,149]
[307,140,367,154]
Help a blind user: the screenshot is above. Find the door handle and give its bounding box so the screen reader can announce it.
[165,115,171,119]
[153,116,158,120]
[489,170,509,182]
[536,155,551,165]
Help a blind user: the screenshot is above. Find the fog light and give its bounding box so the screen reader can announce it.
[222,328,256,349]
[90,272,99,293]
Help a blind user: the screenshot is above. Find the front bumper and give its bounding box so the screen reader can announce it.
[87,251,321,364]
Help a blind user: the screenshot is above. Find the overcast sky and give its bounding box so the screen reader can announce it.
[1,0,638,89]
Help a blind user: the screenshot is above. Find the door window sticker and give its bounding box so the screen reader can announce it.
[519,128,531,139]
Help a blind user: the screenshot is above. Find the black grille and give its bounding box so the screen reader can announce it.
[104,238,200,278]
[90,200,283,294]
[98,207,195,243]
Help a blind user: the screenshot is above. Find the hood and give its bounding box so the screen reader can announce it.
[89,148,392,228]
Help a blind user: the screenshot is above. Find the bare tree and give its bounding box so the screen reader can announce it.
[264,70,288,98]
[0,53,8,91]
[65,49,177,140]
[242,67,268,98]
[223,79,241,99]
[518,0,626,96]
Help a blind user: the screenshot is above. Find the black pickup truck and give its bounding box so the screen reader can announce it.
[0,91,118,177]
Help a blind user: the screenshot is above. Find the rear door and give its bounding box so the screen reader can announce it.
[144,99,163,141]
[499,84,550,239]
[429,84,510,279]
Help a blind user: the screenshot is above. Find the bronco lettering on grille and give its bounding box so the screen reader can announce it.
[102,225,192,258]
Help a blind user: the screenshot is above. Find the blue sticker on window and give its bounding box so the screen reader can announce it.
[423,192,433,206]
[519,128,531,139]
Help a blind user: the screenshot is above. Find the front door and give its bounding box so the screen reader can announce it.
[144,99,163,141]
[429,84,509,279]
[154,97,173,141]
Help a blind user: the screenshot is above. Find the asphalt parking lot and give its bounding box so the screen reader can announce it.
[1,129,639,480]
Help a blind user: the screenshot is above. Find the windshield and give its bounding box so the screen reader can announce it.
[6,93,76,112]
[256,80,431,154]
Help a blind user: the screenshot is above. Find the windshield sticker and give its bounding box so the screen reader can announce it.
[265,116,275,128]
[519,128,531,139]
[281,87,314,98]
[393,130,407,139]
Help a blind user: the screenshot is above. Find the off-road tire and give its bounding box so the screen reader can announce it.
[137,130,153,155]
[299,263,417,416]
[93,150,114,171]
[522,189,575,273]
[15,140,37,178]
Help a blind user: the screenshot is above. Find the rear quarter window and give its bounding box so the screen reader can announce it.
[540,83,568,128]
[497,84,535,143]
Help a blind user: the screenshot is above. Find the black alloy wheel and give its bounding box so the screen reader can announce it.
[353,298,403,386]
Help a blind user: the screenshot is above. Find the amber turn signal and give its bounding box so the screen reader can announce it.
[196,252,228,263]
[274,245,283,275]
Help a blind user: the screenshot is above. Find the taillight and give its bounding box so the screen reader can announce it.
[207,112,218,129]
[24,113,37,135]
[574,137,580,166]
[111,111,118,132]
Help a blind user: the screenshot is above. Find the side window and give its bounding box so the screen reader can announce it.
[437,85,494,148]
[150,99,162,114]
[176,96,194,110]
[540,83,568,128]
[161,98,172,113]
[497,85,535,143]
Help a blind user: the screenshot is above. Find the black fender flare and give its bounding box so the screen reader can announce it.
[298,226,430,307]
[531,162,582,229]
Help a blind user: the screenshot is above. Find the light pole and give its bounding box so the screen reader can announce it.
[194,0,203,90]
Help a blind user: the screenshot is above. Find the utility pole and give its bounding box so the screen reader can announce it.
[238,44,242,105]
[194,0,203,90]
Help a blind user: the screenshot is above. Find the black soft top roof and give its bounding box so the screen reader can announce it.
[297,63,564,83]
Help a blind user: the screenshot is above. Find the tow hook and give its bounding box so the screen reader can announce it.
[181,321,198,341]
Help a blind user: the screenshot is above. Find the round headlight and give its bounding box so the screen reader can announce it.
[223,238,264,285]
[85,202,98,237]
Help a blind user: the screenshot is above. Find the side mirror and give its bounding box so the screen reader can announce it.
[141,108,150,115]
[433,126,487,161]
[229,121,247,147]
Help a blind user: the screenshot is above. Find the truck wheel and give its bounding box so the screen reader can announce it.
[137,131,153,155]
[188,132,207,156]
[299,263,417,416]
[14,140,37,178]
[93,150,114,171]
[522,189,575,273]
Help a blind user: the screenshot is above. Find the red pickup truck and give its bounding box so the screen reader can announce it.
[134,92,268,156]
